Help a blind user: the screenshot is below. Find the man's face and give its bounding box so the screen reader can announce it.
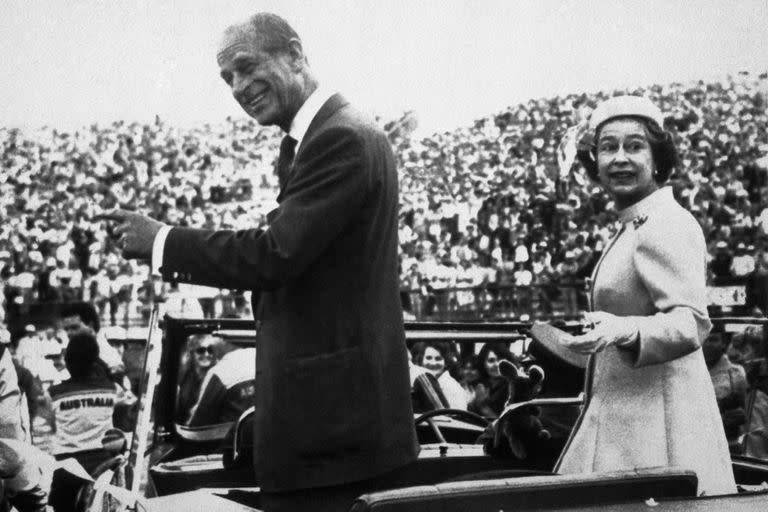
[60,315,91,337]
[217,28,304,130]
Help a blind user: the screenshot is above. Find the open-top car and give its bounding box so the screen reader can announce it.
[79,308,768,511]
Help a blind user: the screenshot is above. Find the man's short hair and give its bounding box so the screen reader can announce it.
[244,12,300,55]
[60,303,101,332]
[64,328,100,379]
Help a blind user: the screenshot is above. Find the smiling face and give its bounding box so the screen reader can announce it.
[217,26,306,131]
[193,342,217,371]
[484,350,501,378]
[422,346,446,377]
[596,118,659,209]
[461,360,479,383]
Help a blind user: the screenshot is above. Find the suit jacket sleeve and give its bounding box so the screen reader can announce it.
[160,126,369,290]
[629,216,712,367]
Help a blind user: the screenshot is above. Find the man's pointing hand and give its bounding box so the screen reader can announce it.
[95,209,166,260]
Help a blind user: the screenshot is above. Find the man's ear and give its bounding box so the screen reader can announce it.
[286,38,306,70]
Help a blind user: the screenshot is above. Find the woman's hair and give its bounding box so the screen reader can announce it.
[410,340,450,367]
[182,334,224,371]
[576,116,679,183]
[475,341,517,382]
[187,333,223,352]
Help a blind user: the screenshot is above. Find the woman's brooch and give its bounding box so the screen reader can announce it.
[632,215,648,229]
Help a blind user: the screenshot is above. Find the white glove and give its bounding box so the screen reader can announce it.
[562,311,639,355]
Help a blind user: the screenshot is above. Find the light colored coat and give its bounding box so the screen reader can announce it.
[556,187,736,496]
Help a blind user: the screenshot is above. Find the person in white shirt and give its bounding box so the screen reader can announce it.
[411,341,467,410]
[730,242,756,279]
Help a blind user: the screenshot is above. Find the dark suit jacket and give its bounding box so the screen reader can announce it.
[160,94,419,491]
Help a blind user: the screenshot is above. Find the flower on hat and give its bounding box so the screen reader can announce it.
[632,214,648,229]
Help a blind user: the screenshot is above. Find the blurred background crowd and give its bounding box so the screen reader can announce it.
[1,73,767,330]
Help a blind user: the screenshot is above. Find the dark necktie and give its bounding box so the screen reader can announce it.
[276,135,297,190]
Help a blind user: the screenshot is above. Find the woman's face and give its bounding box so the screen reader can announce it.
[422,346,446,377]
[596,118,659,209]
[484,350,501,378]
[193,342,217,370]
[461,360,479,383]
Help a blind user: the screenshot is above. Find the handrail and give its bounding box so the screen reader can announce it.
[711,317,768,325]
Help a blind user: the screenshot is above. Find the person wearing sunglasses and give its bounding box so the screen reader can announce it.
[176,334,222,424]
[187,345,256,428]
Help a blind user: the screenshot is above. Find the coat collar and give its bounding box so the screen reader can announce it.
[617,186,675,225]
[296,93,349,155]
[288,85,335,150]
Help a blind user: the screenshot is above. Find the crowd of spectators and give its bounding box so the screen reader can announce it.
[395,72,768,317]
[1,73,767,326]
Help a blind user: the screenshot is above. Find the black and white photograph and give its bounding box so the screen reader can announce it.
[1,1,768,510]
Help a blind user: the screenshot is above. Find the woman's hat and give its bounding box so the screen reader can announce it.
[589,95,665,132]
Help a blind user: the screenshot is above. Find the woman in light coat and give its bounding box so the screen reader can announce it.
[555,96,736,496]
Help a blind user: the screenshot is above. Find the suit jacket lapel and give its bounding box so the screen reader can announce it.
[276,94,348,202]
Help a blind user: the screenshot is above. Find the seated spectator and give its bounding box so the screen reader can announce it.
[468,341,518,418]
[710,241,735,284]
[734,327,768,459]
[409,359,449,413]
[0,327,25,441]
[458,354,481,405]
[163,282,205,319]
[176,334,223,423]
[731,242,755,276]
[410,341,467,410]
[186,346,256,427]
[13,326,43,375]
[48,329,119,474]
[703,331,748,448]
[10,357,43,440]
[58,303,130,393]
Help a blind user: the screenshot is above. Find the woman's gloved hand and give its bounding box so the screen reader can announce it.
[562,311,639,355]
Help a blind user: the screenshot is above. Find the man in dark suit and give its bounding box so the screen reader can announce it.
[100,12,418,512]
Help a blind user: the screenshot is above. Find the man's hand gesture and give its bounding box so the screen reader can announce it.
[96,209,166,260]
